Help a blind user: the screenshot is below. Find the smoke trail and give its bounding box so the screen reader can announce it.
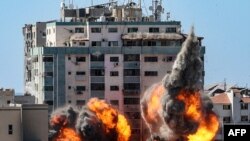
[141,27,219,141]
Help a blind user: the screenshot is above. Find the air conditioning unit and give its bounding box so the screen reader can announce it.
[113,62,119,67]
[76,91,83,95]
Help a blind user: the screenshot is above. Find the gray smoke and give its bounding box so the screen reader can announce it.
[50,104,119,141]
[141,27,214,141]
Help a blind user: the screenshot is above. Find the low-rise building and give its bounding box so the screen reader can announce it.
[211,87,250,141]
[0,104,48,141]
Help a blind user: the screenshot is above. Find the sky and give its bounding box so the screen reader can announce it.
[0,0,249,93]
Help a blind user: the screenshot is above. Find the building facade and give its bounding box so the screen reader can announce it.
[23,1,205,140]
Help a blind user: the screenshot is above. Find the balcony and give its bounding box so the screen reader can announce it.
[124,76,140,83]
[91,76,104,83]
[91,91,104,99]
[124,62,140,69]
[90,62,104,69]
[123,90,140,96]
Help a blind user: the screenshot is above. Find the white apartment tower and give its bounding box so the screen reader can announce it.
[23,1,205,140]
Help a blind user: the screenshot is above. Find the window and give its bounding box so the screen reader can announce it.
[76,100,85,106]
[223,117,231,123]
[110,57,119,62]
[128,27,138,33]
[7,100,11,104]
[79,42,85,46]
[126,41,137,46]
[124,83,140,90]
[76,86,86,91]
[241,103,248,110]
[108,28,118,33]
[44,72,53,77]
[166,27,177,33]
[241,116,248,122]
[68,72,71,75]
[110,100,119,106]
[91,54,104,61]
[8,124,13,135]
[124,69,140,76]
[144,57,158,62]
[91,27,101,33]
[91,83,105,90]
[43,56,53,62]
[91,69,104,76]
[91,41,101,47]
[68,56,71,60]
[163,56,175,62]
[143,41,156,46]
[223,105,231,110]
[110,86,119,91]
[110,71,119,76]
[145,71,158,76]
[124,98,140,105]
[76,71,86,75]
[161,40,171,46]
[68,86,71,90]
[149,27,159,33]
[68,100,71,104]
[45,100,53,105]
[44,86,53,91]
[124,54,140,61]
[76,56,86,62]
[108,41,118,47]
[75,27,84,33]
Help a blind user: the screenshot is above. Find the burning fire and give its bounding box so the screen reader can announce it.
[147,83,165,122]
[177,89,219,141]
[55,128,81,141]
[87,98,131,141]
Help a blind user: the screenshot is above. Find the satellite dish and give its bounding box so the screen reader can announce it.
[149,6,153,11]
[156,5,163,12]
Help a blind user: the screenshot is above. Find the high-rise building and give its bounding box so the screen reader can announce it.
[23,1,205,140]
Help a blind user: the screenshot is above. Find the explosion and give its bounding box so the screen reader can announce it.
[50,98,131,141]
[141,27,219,141]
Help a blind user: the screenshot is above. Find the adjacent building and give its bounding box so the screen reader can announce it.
[23,1,205,140]
[0,104,48,141]
[0,88,15,106]
[210,86,250,141]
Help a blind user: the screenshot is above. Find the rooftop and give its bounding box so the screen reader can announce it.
[210,93,231,104]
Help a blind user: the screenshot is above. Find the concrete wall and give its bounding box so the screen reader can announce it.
[0,107,22,141]
[22,104,48,141]
[65,54,90,109]
[104,54,124,112]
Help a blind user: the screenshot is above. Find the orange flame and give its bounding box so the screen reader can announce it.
[147,83,165,122]
[55,128,81,141]
[188,113,219,141]
[50,115,68,126]
[87,98,131,141]
[177,89,219,141]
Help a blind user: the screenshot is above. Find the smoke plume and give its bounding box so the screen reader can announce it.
[141,27,219,141]
[50,98,131,141]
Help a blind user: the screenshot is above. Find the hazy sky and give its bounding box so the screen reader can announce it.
[0,0,249,93]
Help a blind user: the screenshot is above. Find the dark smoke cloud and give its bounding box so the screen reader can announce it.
[50,105,120,141]
[141,27,214,141]
[75,107,118,141]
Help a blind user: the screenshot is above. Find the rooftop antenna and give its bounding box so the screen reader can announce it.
[224,78,227,91]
